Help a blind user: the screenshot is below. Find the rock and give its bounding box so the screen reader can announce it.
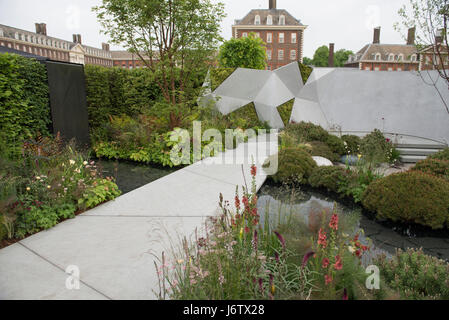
[312,156,333,167]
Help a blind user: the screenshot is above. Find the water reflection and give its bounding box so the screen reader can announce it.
[257,183,449,262]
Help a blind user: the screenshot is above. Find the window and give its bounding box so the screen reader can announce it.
[365,67,371,71]
[267,50,272,60]
[267,15,273,25]
[388,53,394,61]
[255,32,260,38]
[398,54,404,61]
[375,53,381,61]
[242,32,247,38]
[14,32,19,40]
[278,49,284,60]
[397,68,402,71]
[267,33,272,43]
[411,54,417,62]
[255,15,261,25]
[279,33,284,43]
[279,15,285,25]
[0,28,3,37]
[290,50,296,60]
[291,33,297,43]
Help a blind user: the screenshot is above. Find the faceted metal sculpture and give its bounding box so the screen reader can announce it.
[290,68,449,146]
[200,62,304,128]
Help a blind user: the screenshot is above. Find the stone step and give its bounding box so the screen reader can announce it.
[399,155,427,163]
[397,148,441,156]
[395,143,447,150]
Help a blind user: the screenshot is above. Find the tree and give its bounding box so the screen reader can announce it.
[302,57,313,66]
[396,0,449,114]
[335,49,354,67]
[218,33,267,70]
[93,0,226,106]
[312,45,329,67]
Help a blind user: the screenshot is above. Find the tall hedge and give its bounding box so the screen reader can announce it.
[0,53,50,149]
[84,65,161,128]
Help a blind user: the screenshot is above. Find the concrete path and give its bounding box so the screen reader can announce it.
[0,133,278,300]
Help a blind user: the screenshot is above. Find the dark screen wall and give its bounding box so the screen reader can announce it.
[45,61,90,147]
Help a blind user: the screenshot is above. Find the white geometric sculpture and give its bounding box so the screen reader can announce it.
[200,62,304,129]
[290,68,449,146]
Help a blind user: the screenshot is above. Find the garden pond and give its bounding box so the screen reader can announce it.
[257,182,449,263]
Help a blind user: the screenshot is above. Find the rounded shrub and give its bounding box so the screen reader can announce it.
[411,158,449,181]
[362,171,449,229]
[284,122,329,143]
[342,135,362,155]
[308,166,352,193]
[264,147,317,184]
[429,148,449,161]
[308,141,339,162]
[325,134,345,155]
[360,129,393,164]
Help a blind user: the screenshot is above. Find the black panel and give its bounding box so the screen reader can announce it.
[45,61,90,147]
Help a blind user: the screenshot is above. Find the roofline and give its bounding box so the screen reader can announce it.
[232,25,307,30]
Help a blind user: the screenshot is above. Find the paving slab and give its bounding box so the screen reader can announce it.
[0,243,107,300]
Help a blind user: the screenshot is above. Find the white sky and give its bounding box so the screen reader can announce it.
[0,0,410,58]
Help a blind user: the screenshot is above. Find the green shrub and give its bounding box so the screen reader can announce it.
[298,62,313,84]
[429,148,449,161]
[362,171,449,229]
[360,129,394,164]
[0,53,50,151]
[308,166,352,193]
[342,135,361,155]
[264,147,317,184]
[325,134,345,155]
[277,99,294,126]
[374,248,449,299]
[284,122,329,143]
[308,141,339,162]
[411,158,449,181]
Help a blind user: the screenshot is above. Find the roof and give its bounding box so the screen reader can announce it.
[347,43,419,64]
[0,45,48,61]
[233,9,303,26]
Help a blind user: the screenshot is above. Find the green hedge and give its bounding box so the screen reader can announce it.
[362,171,449,229]
[411,158,449,181]
[0,53,50,150]
[84,65,161,128]
[298,62,313,84]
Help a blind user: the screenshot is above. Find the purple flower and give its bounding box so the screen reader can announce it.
[274,231,285,250]
[253,230,258,251]
[258,278,264,294]
[343,288,348,300]
[274,252,280,263]
[301,251,315,268]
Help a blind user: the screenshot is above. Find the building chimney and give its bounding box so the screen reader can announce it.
[328,43,335,67]
[269,0,277,9]
[35,23,47,36]
[73,34,82,44]
[407,27,416,45]
[373,27,381,44]
[102,43,110,51]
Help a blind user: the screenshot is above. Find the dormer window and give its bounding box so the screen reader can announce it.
[375,53,381,61]
[279,15,285,25]
[388,53,394,61]
[411,54,417,62]
[398,54,404,61]
[255,15,261,25]
[267,15,273,25]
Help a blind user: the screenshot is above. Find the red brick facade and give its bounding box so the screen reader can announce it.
[234,29,302,70]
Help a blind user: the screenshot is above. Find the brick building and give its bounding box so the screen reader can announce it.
[0,23,113,66]
[418,30,449,71]
[111,51,152,69]
[345,27,419,71]
[232,0,306,70]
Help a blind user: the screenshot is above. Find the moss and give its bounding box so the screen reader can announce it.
[308,141,339,162]
[298,62,313,84]
[277,99,295,126]
[308,166,352,193]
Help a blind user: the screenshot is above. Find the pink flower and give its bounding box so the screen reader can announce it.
[318,228,327,248]
[329,214,339,230]
[325,274,333,285]
[334,255,343,270]
[251,165,257,177]
[322,258,330,269]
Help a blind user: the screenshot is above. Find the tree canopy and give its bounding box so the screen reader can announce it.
[310,46,353,67]
[93,0,226,105]
[218,33,267,70]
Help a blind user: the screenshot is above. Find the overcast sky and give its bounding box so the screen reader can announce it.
[0,0,411,57]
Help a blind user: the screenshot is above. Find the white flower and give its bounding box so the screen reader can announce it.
[36,176,41,180]
[83,161,88,165]
[69,160,75,165]
[348,246,355,253]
